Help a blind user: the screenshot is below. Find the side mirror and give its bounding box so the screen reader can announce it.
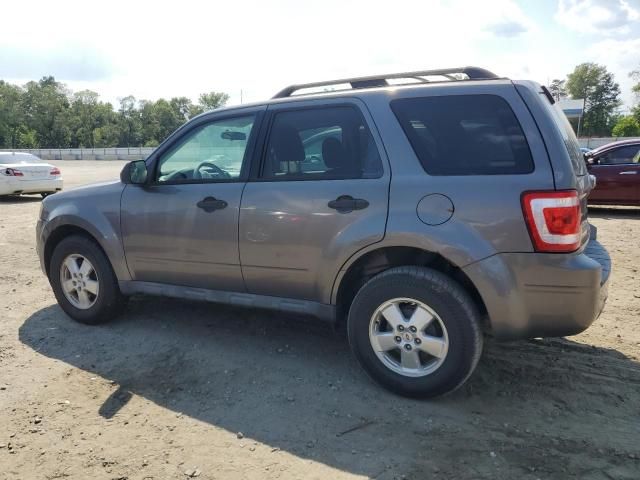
[120,160,148,185]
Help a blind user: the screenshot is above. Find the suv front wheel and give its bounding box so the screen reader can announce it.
[347,266,483,398]
[49,235,125,325]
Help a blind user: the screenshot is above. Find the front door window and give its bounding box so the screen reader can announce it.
[157,115,255,183]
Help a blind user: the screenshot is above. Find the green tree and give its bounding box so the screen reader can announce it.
[566,63,621,136]
[16,126,38,148]
[20,76,72,147]
[93,123,120,148]
[170,96,202,120]
[611,116,640,137]
[68,90,117,148]
[631,69,640,122]
[0,77,230,148]
[117,95,142,147]
[0,80,25,148]
[548,79,567,102]
[198,91,229,111]
[153,99,183,140]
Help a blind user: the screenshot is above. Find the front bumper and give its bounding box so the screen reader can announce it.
[463,232,611,340]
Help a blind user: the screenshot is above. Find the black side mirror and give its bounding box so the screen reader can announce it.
[120,160,148,184]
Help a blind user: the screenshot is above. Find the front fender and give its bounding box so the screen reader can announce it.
[40,182,130,281]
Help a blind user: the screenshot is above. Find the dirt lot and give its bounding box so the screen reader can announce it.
[1,160,639,480]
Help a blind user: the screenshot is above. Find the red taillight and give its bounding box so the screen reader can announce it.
[4,168,23,177]
[50,167,61,176]
[521,190,581,253]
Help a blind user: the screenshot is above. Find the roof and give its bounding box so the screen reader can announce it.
[272,66,502,98]
[194,68,510,120]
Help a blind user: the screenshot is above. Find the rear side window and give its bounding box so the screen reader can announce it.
[261,106,383,180]
[549,102,588,176]
[391,95,534,175]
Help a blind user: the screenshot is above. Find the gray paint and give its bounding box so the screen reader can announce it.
[121,182,246,291]
[416,194,454,226]
[38,181,130,281]
[36,78,609,340]
[239,97,391,302]
[463,238,610,340]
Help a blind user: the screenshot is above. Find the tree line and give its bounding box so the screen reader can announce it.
[0,76,229,149]
[548,62,640,137]
[2,65,640,149]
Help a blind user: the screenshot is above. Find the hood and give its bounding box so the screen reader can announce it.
[41,180,125,221]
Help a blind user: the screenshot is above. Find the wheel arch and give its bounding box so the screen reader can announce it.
[332,246,488,328]
[44,223,113,279]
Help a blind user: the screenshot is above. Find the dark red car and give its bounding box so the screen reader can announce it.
[585,139,640,206]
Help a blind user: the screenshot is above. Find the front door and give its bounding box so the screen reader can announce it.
[121,110,262,290]
[588,144,640,205]
[239,101,390,302]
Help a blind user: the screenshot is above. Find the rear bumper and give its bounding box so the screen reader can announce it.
[0,177,63,195]
[463,233,610,340]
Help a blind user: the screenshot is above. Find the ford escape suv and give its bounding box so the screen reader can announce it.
[36,67,611,398]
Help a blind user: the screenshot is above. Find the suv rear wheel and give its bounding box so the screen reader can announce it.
[347,266,482,398]
[49,235,125,324]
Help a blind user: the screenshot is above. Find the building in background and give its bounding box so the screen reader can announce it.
[557,98,586,136]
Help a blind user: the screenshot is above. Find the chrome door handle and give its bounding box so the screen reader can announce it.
[619,171,638,175]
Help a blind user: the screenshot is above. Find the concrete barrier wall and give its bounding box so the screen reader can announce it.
[578,137,640,149]
[0,147,155,161]
[2,137,640,160]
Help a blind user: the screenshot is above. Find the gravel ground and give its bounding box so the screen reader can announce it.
[1,161,639,480]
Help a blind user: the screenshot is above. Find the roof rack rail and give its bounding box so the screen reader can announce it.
[272,66,500,98]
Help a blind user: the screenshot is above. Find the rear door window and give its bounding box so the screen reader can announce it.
[260,106,383,180]
[391,95,534,175]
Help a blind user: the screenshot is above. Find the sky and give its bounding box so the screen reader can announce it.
[1,0,639,110]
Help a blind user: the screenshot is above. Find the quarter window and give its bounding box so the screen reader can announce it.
[391,95,534,175]
[261,106,383,180]
[156,115,255,183]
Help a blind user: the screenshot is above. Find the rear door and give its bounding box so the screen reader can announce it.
[238,99,390,302]
[588,145,640,205]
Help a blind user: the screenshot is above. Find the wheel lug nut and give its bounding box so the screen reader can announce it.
[395,336,401,343]
[398,325,405,332]
[415,338,422,344]
[404,344,412,351]
[409,326,417,333]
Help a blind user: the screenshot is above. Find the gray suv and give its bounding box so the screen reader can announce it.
[36,67,611,398]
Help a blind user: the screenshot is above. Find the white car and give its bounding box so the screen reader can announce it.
[0,152,63,197]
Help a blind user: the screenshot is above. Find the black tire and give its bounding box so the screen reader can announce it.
[347,266,483,398]
[49,235,125,325]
